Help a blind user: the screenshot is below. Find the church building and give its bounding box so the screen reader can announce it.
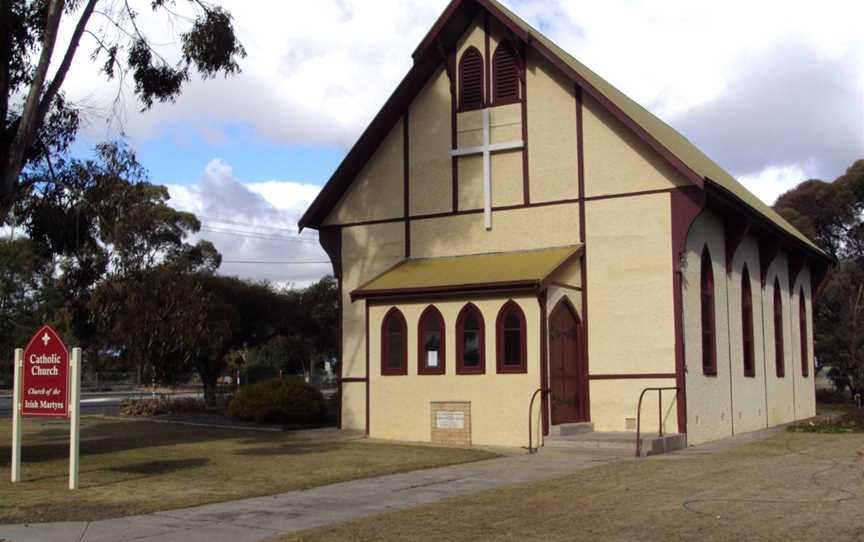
[299,0,831,449]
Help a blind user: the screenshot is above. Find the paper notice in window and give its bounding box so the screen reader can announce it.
[427,351,438,367]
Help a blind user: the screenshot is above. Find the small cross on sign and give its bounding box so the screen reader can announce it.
[41,332,51,346]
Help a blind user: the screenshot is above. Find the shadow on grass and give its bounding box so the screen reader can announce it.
[0,420,294,465]
[233,441,349,457]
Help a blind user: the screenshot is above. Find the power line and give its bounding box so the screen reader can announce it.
[199,227,321,243]
[198,215,316,236]
[221,260,331,265]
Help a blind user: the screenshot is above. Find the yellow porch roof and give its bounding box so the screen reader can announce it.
[351,245,582,300]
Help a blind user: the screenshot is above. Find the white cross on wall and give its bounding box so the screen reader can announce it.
[451,109,524,230]
[41,332,51,346]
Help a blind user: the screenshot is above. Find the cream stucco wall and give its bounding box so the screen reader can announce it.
[324,119,404,226]
[409,204,580,259]
[409,67,452,216]
[584,193,678,432]
[582,94,688,198]
[368,295,541,448]
[457,104,524,210]
[762,253,796,427]
[526,50,579,203]
[339,222,405,429]
[683,211,817,445]
[683,211,734,445]
[791,268,816,419]
[728,235,769,434]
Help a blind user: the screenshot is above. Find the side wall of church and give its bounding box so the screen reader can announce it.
[683,209,816,445]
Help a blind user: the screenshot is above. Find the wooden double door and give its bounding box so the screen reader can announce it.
[549,300,587,424]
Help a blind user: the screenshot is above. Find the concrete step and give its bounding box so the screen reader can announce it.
[549,422,594,436]
[544,431,686,457]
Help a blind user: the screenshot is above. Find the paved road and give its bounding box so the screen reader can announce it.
[0,391,200,418]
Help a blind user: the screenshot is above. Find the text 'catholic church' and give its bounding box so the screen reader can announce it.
[299,0,831,449]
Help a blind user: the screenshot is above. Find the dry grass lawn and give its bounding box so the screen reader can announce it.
[0,417,496,524]
[279,431,864,542]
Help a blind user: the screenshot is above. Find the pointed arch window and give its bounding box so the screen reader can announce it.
[418,305,445,375]
[773,279,785,378]
[742,265,756,377]
[456,303,485,374]
[800,288,809,378]
[496,300,527,374]
[459,46,485,111]
[700,247,717,376]
[381,308,407,376]
[492,41,520,105]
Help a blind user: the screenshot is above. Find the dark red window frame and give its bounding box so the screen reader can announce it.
[741,265,756,378]
[492,41,520,106]
[418,305,445,375]
[381,307,407,376]
[773,279,785,378]
[456,303,486,375]
[700,247,718,376]
[458,46,485,111]
[496,300,527,374]
[799,288,809,378]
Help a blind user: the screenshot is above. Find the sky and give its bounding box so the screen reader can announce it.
[57,0,864,286]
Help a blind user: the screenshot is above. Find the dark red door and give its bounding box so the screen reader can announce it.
[549,301,584,424]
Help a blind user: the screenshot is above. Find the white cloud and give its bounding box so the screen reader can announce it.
[166,160,330,288]
[53,0,863,207]
[738,164,811,206]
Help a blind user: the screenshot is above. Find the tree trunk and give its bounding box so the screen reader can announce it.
[202,377,218,409]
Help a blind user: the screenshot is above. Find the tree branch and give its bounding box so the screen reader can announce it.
[2,0,65,200]
[34,0,99,141]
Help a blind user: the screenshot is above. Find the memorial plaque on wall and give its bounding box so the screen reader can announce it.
[430,402,471,447]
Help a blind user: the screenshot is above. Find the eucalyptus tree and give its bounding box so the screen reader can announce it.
[0,0,245,222]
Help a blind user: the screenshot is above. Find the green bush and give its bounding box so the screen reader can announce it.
[228,378,325,425]
[816,387,850,404]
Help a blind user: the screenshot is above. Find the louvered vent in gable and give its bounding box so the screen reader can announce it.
[493,42,520,105]
[459,47,485,111]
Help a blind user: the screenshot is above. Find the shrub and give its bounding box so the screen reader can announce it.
[816,387,850,404]
[228,378,325,425]
[121,396,207,417]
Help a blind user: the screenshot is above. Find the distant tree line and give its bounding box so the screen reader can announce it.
[1,142,338,406]
[775,159,864,398]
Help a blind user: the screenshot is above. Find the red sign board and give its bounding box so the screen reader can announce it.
[21,325,70,418]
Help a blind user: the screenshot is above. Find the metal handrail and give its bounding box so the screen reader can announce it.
[635,386,680,457]
[527,387,550,453]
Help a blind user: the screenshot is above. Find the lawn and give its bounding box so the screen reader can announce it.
[278,431,864,542]
[0,417,496,524]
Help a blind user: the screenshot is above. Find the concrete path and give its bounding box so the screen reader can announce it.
[0,446,633,542]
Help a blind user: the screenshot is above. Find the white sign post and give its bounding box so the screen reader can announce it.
[11,348,23,483]
[10,330,82,489]
[69,347,81,490]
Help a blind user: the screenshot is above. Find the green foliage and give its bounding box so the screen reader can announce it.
[240,276,339,382]
[1,0,245,222]
[228,379,325,425]
[815,387,850,405]
[775,159,864,397]
[787,412,864,433]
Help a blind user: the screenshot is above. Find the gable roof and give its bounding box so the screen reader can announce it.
[299,0,825,259]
